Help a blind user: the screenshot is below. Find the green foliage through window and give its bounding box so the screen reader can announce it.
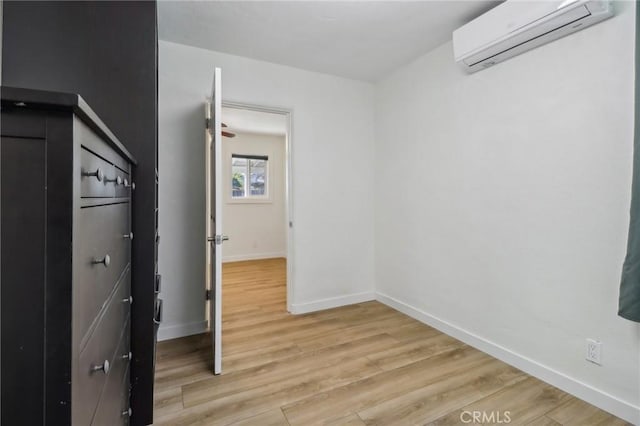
[231,154,268,198]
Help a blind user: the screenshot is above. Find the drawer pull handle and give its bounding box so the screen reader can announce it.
[107,176,124,185]
[91,359,110,374]
[123,232,134,240]
[124,181,136,190]
[82,168,104,182]
[122,408,133,417]
[123,296,133,305]
[155,274,161,294]
[92,254,111,267]
[122,351,132,361]
[154,298,163,325]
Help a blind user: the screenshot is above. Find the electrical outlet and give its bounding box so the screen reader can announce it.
[586,339,602,365]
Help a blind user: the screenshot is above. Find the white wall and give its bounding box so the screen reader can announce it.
[374,2,639,422]
[158,41,375,339]
[222,131,286,262]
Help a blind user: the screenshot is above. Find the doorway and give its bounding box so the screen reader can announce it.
[217,102,293,369]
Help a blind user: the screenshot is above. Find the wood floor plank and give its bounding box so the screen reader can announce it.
[229,408,290,426]
[153,386,184,419]
[156,356,384,425]
[281,346,490,425]
[222,342,303,374]
[365,332,465,371]
[357,357,526,425]
[154,359,213,389]
[182,333,398,407]
[427,377,568,425]
[154,258,628,426]
[526,415,563,426]
[320,413,367,426]
[222,310,291,330]
[392,322,443,343]
[545,396,632,426]
[222,314,319,343]
[156,332,210,359]
[155,344,211,373]
[292,313,413,353]
[220,305,396,356]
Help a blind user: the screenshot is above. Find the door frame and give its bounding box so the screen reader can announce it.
[221,101,295,313]
[205,67,223,374]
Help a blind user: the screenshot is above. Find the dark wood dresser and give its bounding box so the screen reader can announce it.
[1,87,137,425]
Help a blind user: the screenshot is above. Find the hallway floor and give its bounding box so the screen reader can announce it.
[153,258,629,425]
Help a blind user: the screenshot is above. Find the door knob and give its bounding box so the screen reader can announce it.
[124,181,135,190]
[123,232,134,240]
[122,351,132,361]
[122,408,132,417]
[123,296,133,304]
[210,235,229,244]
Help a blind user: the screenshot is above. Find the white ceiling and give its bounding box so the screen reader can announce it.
[158,1,501,82]
[222,106,288,136]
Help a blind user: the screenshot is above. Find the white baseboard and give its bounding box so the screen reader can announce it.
[222,252,286,263]
[376,292,640,425]
[290,291,375,314]
[157,320,208,342]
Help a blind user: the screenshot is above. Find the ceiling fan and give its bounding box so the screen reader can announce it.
[222,122,236,138]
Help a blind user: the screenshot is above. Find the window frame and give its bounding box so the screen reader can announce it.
[228,153,271,204]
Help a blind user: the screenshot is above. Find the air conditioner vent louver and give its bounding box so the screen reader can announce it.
[453,0,614,73]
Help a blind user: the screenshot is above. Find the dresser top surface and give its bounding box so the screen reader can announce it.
[1,86,137,165]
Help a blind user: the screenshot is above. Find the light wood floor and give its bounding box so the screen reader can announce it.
[154,258,629,425]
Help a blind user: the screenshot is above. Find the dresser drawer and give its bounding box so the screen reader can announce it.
[92,320,131,426]
[76,280,131,426]
[77,202,131,345]
[81,148,130,198]
[92,365,131,426]
[75,115,130,172]
[120,368,132,426]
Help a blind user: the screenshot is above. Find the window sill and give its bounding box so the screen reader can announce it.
[227,198,272,205]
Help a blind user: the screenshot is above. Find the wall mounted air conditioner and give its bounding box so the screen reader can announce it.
[453,0,614,73]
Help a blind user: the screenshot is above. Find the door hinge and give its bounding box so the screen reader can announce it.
[205,117,211,129]
[205,289,211,300]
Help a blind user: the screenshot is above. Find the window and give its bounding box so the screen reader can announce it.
[231,154,268,199]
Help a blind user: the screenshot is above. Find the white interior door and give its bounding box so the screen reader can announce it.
[206,67,224,374]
